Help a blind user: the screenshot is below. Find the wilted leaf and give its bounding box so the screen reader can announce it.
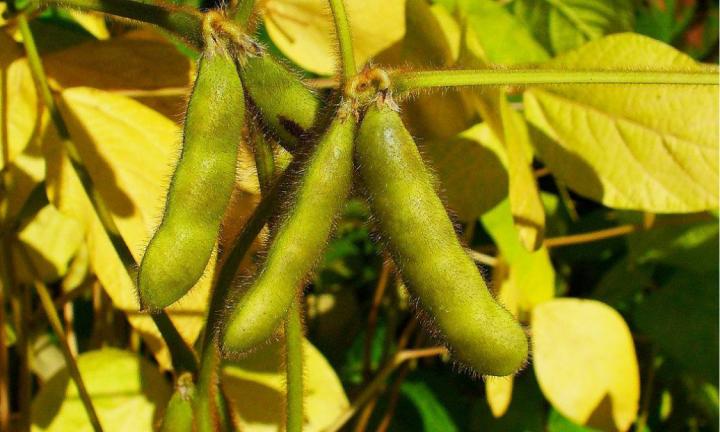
[635,271,719,383]
[1,32,39,170]
[223,338,349,431]
[513,0,634,55]
[524,34,719,212]
[532,298,640,431]
[264,0,406,75]
[31,348,171,431]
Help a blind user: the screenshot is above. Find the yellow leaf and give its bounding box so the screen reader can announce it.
[485,376,513,418]
[525,33,718,212]
[43,88,218,369]
[31,348,171,432]
[223,338,349,431]
[532,298,640,431]
[424,124,509,222]
[1,32,39,171]
[2,136,45,223]
[14,205,84,283]
[264,0,406,75]
[67,11,110,40]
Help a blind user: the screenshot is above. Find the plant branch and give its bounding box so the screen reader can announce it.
[328,0,357,80]
[19,13,197,375]
[18,245,104,432]
[36,0,205,48]
[363,261,391,380]
[285,297,304,432]
[323,346,448,432]
[391,69,720,94]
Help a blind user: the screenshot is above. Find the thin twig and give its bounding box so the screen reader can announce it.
[363,262,392,380]
[375,363,410,432]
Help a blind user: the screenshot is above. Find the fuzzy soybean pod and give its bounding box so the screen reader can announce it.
[240,54,320,152]
[223,112,356,353]
[356,104,528,377]
[161,374,195,432]
[138,48,244,310]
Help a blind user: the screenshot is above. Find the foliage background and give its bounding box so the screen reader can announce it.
[0,0,718,431]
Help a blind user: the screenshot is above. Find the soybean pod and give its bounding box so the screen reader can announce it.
[161,374,195,432]
[240,54,320,153]
[356,103,528,376]
[223,109,356,353]
[138,44,245,310]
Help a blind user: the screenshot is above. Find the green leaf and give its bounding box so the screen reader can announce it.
[458,0,550,65]
[525,34,719,212]
[635,271,719,384]
[31,348,171,431]
[481,199,555,312]
[548,408,603,431]
[400,380,459,432]
[627,216,718,274]
[513,0,634,55]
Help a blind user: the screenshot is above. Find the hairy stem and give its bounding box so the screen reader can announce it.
[328,0,357,80]
[233,0,257,30]
[36,0,205,48]
[18,246,104,432]
[19,13,197,375]
[391,69,720,94]
[285,297,304,432]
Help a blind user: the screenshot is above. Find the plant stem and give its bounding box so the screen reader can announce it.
[391,69,720,94]
[233,0,257,30]
[18,13,197,375]
[363,261,391,380]
[285,297,304,432]
[151,312,198,374]
[36,0,205,48]
[18,246,104,432]
[323,347,447,432]
[328,0,357,80]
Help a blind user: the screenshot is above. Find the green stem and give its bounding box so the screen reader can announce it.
[285,297,304,432]
[391,69,720,94]
[250,125,276,195]
[194,345,221,432]
[18,246,104,432]
[328,0,357,80]
[36,0,205,48]
[151,312,198,374]
[19,13,197,375]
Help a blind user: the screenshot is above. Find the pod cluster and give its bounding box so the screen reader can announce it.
[139,35,527,378]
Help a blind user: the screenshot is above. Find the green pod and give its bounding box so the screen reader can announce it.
[138,48,245,310]
[223,112,356,353]
[161,374,195,432]
[240,54,320,152]
[356,104,528,376]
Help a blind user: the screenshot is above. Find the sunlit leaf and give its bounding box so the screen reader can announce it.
[481,199,555,312]
[14,204,84,283]
[525,34,719,212]
[223,338,349,431]
[513,0,634,55]
[1,33,39,171]
[458,0,549,65]
[264,0,406,75]
[532,298,640,431]
[43,88,222,369]
[31,348,171,431]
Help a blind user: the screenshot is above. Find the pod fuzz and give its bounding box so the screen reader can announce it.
[356,104,528,377]
[223,113,356,353]
[138,48,245,310]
